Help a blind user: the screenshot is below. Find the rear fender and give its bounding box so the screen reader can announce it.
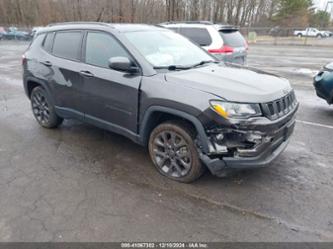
[24,76,55,104]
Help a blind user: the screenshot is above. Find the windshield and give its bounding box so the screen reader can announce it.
[219,30,246,48]
[125,30,213,68]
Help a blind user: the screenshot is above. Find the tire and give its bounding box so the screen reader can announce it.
[30,86,63,128]
[148,120,205,183]
[297,34,302,38]
[317,34,323,39]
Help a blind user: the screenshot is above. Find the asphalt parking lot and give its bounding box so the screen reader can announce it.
[0,41,333,242]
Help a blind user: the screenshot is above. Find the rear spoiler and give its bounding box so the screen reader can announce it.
[216,25,239,31]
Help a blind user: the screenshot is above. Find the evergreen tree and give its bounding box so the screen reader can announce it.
[310,10,331,27]
[274,0,314,27]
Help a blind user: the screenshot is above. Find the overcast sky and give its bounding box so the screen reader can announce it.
[314,0,332,10]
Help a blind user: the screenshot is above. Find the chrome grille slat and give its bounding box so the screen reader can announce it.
[273,102,278,117]
[261,91,297,120]
[268,103,274,115]
[278,100,283,115]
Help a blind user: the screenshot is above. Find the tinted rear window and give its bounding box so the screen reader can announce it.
[219,30,246,47]
[180,28,212,46]
[43,32,55,52]
[53,31,82,60]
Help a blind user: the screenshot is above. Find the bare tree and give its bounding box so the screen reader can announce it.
[0,0,288,28]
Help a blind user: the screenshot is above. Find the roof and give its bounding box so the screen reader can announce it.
[160,21,239,31]
[160,21,214,25]
[111,24,166,32]
[42,22,165,33]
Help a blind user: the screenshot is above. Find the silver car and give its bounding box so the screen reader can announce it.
[161,21,248,65]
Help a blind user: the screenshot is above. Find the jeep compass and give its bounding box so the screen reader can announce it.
[23,22,298,183]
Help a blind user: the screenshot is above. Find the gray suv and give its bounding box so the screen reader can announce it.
[23,23,298,183]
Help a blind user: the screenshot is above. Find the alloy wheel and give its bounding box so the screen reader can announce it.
[31,91,50,125]
[152,130,192,178]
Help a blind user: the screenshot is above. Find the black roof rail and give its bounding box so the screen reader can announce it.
[160,21,214,25]
[47,22,112,27]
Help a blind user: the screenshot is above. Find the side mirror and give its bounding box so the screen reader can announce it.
[108,57,139,73]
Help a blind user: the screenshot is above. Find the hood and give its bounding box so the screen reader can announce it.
[165,64,292,103]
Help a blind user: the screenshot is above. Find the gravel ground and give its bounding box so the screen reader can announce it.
[0,41,333,242]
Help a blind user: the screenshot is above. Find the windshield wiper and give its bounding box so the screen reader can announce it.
[190,60,219,68]
[153,65,192,71]
[153,60,218,71]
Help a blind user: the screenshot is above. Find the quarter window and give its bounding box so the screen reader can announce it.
[43,32,55,52]
[180,28,212,46]
[52,31,83,60]
[85,32,130,68]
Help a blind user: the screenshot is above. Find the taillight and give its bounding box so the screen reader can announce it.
[208,45,234,54]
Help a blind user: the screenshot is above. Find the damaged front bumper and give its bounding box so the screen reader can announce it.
[199,103,298,177]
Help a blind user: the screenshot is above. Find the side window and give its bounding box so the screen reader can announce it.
[85,32,130,68]
[43,32,55,52]
[180,28,212,46]
[52,31,83,61]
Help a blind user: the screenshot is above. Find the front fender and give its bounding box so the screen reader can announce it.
[139,106,210,154]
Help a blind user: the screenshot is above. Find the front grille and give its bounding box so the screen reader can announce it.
[261,91,297,120]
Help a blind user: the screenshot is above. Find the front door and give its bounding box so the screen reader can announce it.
[79,31,142,135]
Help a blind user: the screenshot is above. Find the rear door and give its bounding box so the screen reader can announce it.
[80,31,142,134]
[48,30,85,118]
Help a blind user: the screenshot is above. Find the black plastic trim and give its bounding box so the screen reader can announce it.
[139,106,210,153]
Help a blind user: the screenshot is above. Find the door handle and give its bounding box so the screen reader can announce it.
[41,61,52,67]
[80,71,94,78]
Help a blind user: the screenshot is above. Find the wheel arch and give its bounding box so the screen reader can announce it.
[25,77,54,101]
[139,106,210,154]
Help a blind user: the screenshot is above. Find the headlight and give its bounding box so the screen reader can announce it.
[210,100,262,119]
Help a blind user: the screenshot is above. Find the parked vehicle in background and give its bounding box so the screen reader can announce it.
[3,27,30,40]
[160,21,248,65]
[314,62,333,105]
[0,27,6,40]
[23,22,298,183]
[269,26,281,37]
[294,28,328,38]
